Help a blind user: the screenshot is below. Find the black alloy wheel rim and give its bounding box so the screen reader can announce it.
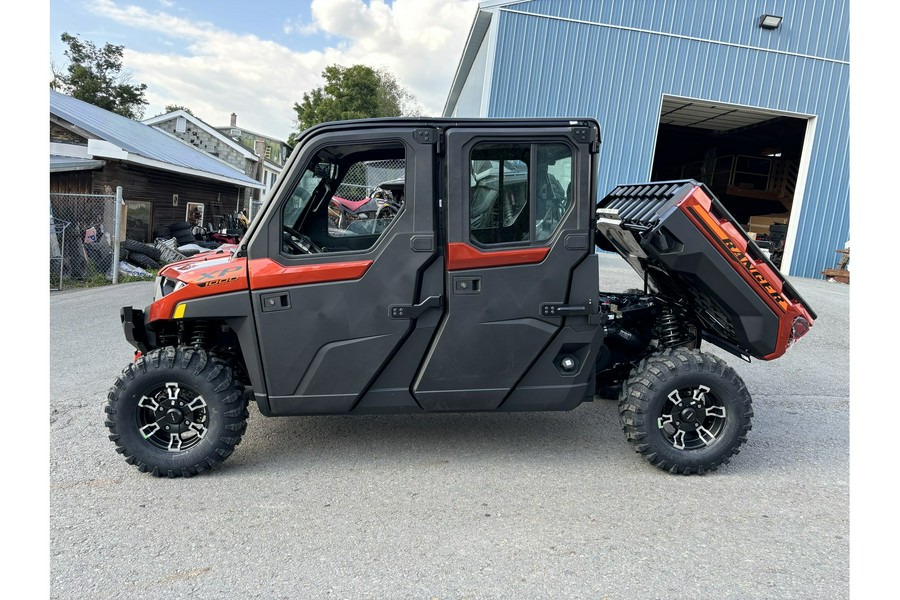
[656,385,727,450]
[135,382,210,452]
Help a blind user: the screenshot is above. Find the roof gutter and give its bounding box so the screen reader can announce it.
[50,158,106,173]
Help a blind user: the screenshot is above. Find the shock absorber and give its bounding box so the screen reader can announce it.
[189,322,214,348]
[658,308,684,348]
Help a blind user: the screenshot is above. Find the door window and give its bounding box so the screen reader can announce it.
[280,143,406,255]
[468,142,572,246]
[536,144,573,240]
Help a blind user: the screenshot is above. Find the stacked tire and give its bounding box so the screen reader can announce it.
[121,239,162,270]
[169,221,197,246]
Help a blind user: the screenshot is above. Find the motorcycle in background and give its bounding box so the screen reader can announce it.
[329,181,405,230]
[191,211,249,245]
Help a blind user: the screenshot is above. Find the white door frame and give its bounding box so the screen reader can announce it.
[650,94,817,275]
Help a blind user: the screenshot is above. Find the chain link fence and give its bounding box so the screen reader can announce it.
[49,189,123,290]
[335,159,405,201]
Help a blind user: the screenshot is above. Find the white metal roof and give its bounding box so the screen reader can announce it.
[50,90,263,189]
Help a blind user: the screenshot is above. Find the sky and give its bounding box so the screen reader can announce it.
[49,0,481,139]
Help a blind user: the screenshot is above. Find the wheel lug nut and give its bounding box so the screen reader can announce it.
[165,426,170,430]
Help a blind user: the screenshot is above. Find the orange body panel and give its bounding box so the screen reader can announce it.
[446,242,549,271]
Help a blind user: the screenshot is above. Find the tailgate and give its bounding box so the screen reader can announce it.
[595,180,815,360]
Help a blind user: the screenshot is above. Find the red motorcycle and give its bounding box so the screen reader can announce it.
[329,195,379,229]
[329,182,404,230]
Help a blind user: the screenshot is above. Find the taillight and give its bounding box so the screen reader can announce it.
[133,350,142,362]
[789,317,812,347]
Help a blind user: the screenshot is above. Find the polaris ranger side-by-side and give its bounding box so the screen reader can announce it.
[106,118,815,477]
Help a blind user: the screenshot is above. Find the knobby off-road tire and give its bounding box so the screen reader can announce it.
[618,348,752,475]
[105,347,249,477]
[121,239,162,261]
[127,252,160,270]
[175,233,197,246]
[168,221,192,233]
[153,226,172,239]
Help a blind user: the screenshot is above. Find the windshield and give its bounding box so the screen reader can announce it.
[283,162,330,229]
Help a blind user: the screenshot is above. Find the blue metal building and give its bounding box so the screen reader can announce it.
[444,0,849,278]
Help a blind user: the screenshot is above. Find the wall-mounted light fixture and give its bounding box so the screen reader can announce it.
[759,14,783,30]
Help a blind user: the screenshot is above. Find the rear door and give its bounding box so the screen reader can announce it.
[246,126,440,415]
[413,123,599,411]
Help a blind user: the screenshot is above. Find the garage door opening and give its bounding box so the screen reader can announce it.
[651,96,813,270]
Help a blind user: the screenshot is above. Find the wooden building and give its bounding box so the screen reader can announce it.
[50,90,263,242]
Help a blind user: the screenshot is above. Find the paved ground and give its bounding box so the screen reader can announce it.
[49,253,848,599]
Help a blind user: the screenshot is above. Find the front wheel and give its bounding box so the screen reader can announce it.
[618,349,752,474]
[105,347,249,477]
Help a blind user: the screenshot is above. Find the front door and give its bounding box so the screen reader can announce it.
[248,127,439,414]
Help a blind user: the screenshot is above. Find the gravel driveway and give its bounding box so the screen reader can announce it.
[50,253,849,599]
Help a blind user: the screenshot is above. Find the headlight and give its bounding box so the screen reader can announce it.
[153,275,180,302]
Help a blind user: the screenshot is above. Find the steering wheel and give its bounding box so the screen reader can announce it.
[282,225,324,254]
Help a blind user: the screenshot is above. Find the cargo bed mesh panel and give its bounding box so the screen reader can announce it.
[600,182,691,227]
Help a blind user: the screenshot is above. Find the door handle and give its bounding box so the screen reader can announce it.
[452,276,481,294]
[540,299,594,317]
[389,296,442,319]
[261,292,291,313]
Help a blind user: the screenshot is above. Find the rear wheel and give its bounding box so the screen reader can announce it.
[618,348,752,474]
[105,347,248,477]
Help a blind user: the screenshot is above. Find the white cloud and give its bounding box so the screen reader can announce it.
[282,16,320,36]
[84,0,479,139]
[310,0,480,112]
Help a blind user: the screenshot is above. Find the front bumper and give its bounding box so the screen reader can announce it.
[121,306,153,353]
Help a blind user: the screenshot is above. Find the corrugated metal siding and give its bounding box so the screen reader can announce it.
[507,0,849,61]
[484,1,848,278]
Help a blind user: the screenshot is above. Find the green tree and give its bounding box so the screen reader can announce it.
[50,32,149,120]
[289,64,422,143]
